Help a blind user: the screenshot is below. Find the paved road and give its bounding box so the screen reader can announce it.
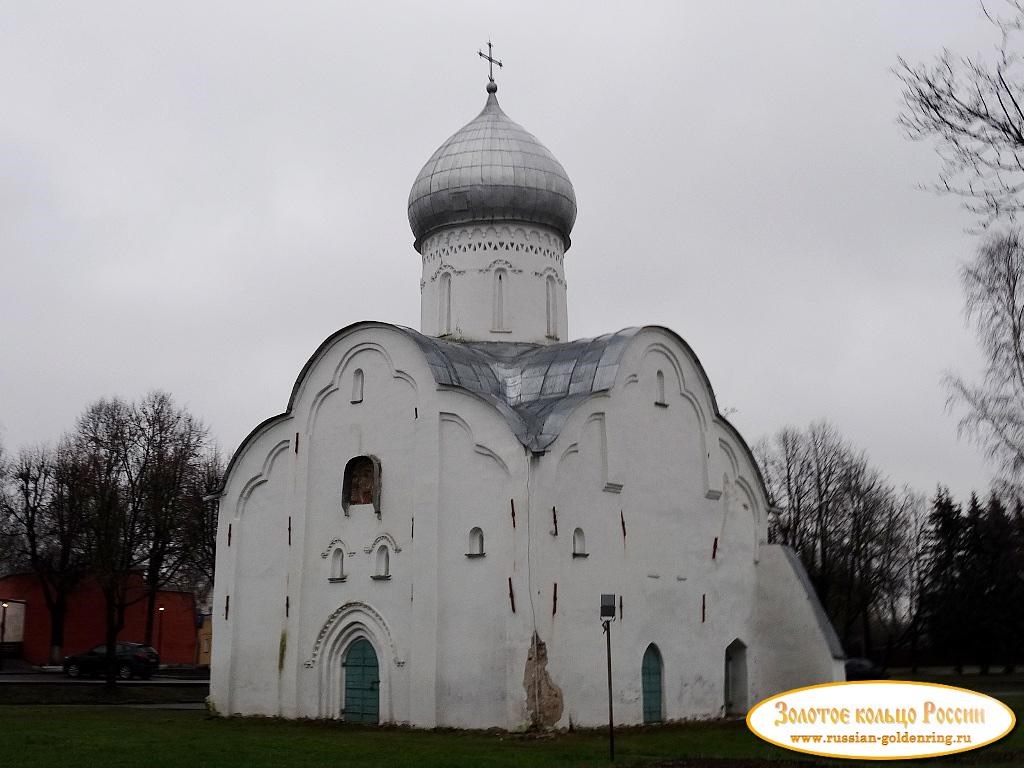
[0,671,208,685]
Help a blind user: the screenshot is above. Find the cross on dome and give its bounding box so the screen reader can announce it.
[477,40,502,93]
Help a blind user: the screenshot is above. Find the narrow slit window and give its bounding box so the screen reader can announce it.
[467,526,485,557]
[351,368,364,404]
[655,370,667,406]
[545,275,558,339]
[439,272,452,335]
[492,269,507,331]
[572,527,588,558]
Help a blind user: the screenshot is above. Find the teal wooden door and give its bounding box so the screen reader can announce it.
[642,644,663,723]
[343,638,379,723]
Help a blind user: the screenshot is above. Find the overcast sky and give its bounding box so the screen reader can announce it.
[0,1,1009,501]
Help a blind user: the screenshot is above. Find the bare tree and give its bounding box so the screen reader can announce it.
[875,489,927,668]
[0,439,10,572]
[899,494,932,673]
[947,232,1024,494]
[897,1,1024,228]
[835,458,919,659]
[0,444,34,577]
[0,443,91,662]
[178,448,225,604]
[757,421,919,660]
[133,391,209,644]
[805,421,848,607]
[76,398,149,685]
[73,392,217,684]
[2,393,218,678]
[757,427,814,553]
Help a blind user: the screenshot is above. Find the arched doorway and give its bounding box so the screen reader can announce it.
[724,639,748,716]
[343,638,380,723]
[641,644,663,723]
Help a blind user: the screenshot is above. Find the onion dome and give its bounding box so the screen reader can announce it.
[408,82,577,252]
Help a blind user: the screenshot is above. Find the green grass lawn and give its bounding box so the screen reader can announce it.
[0,693,1018,768]
[0,681,207,706]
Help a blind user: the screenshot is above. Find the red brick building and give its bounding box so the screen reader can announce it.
[0,572,198,665]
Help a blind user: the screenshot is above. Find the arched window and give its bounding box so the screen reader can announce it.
[642,644,664,723]
[373,545,390,579]
[572,527,588,558]
[655,369,667,406]
[342,455,382,516]
[330,548,346,581]
[492,269,507,331]
[439,272,452,335]
[467,527,485,557]
[351,368,364,404]
[545,275,558,339]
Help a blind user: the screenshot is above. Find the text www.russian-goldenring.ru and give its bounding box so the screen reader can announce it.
[790,732,973,747]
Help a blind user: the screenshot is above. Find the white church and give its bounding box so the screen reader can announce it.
[209,66,844,728]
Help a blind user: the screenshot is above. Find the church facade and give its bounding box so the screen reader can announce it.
[209,73,843,728]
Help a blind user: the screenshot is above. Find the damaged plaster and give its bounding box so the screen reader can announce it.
[523,632,564,728]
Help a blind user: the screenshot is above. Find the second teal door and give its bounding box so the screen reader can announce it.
[642,644,663,723]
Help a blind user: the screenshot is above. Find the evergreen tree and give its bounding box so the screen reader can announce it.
[922,488,965,669]
[981,494,1015,672]
[959,494,987,671]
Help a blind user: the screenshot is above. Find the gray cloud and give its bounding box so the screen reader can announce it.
[0,0,997,499]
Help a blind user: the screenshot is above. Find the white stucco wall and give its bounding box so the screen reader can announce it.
[751,545,846,702]
[210,323,842,728]
[526,328,773,727]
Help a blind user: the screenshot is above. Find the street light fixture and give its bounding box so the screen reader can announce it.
[157,606,165,660]
[601,594,616,762]
[1,601,8,672]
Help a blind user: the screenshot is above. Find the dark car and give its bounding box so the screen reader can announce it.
[63,642,160,680]
[844,657,888,681]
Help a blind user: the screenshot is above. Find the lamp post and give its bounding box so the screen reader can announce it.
[0,602,8,671]
[600,593,616,762]
[157,606,165,659]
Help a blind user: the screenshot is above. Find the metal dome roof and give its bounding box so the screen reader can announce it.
[407,85,577,251]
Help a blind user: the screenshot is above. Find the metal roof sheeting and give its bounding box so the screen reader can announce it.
[408,89,577,251]
[398,327,640,451]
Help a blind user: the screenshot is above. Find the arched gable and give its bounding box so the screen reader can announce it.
[305,342,417,437]
[637,342,710,431]
[217,322,430,497]
[235,439,292,520]
[623,327,771,511]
